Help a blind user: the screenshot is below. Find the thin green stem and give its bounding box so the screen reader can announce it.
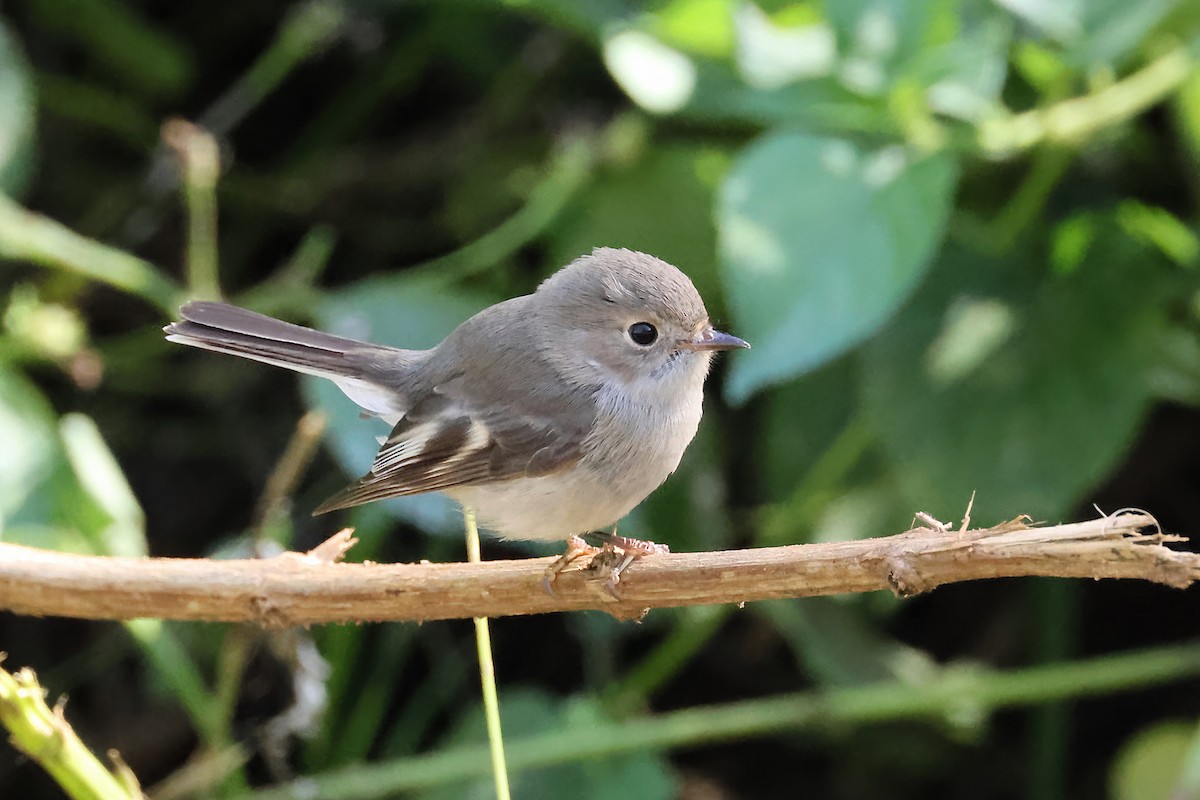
[199,1,344,137]
[163,120,222,300]
[379,647,471,757]
[326,625,417,768]
[401,138,594,285]
[240,643,1200,800]
[979,45,1195,155]
[758,414,873,547]
[236,226,337,318]
[213,627,252,746]
[123,619,222,747]
[985,147,1076,253]
[465,507,512,800]
[0,194,182,313]
[1028,580,1080,800]
[603,605,732,711]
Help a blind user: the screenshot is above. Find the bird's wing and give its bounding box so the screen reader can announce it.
[312,372,592,514]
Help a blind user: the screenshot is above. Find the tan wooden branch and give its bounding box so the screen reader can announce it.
[0,512,1195,626]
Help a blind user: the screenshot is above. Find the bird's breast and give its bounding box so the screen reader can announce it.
[581,379,705,496]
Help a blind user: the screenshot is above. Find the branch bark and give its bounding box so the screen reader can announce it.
[0,512,1195,626]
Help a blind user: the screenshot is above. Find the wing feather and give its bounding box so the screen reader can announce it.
[313,376,591,514]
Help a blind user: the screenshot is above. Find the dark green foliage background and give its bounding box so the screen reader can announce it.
[2,1,1200,798]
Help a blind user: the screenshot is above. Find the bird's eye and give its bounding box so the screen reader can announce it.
[628,322,658,346]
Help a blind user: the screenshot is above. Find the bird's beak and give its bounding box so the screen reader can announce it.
[683,327,750,351]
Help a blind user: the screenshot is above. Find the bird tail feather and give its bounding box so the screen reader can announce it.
[165,302,415,420]
[165,301,378,380]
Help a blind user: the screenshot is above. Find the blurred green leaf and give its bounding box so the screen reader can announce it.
[547,143,729,319]
[908,10,1012,123]
[26,0,192,97]
[757,598,937,687]
[59,413,146,558]
[1176,66,1200,168]
[3,407,146,558]
[305,274,498,535]
[823,0,942,70]
[323,625,417,768]
[0,366,57,523]
[993,0,1082,43]
[1000,0,1184,69]
[0,19,36,194]
[656,0,735,59]
[1115,200,1200,268]
[504,0,638,42]
[1064,0,1185,70]
[1109,720,1193,800]
[683,60,891,129]
[759,357,860,504]
[718,131,957,401]
[604,28,699,114]
[417,688,677,800]
[0,523,92,553]
[124,618,222,746]
[732,3,835,90]
[861,236,1174,523]
[35,73,159,150]
[3,445,106,552]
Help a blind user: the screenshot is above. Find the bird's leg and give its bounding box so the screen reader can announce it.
[587,529,670,599]
[542,534,601,596]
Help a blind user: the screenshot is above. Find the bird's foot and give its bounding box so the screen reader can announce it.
[542,534,601,596]
[542,532,669,599]
[587,532,669,599]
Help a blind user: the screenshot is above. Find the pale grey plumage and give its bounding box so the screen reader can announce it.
[164,247,747,542]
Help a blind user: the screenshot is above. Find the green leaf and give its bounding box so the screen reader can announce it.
[908,11,1012,122]
[0,19,36,194]
[823,0,939,62]
[305,274,498,534]
[759,357,860,504]
[603,28,699,114]
[1066,0,1183,70]
[3,405,146,557]
[1109,720,1193,800]
[998,0,1185,69]
[860,236,1172,524]
[124,618,222,745]
[0,366,57,523]
[59,413,146,558]
[0,523,93,553]
[756,598,938,687]
[718,131,957,402]
[25,0,192,97]
[656,0,735,59]
[417,689,677,800]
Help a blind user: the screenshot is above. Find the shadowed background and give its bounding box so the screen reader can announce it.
[2,1,1200,798]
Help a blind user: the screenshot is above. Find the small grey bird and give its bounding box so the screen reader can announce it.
[165,247,747,578]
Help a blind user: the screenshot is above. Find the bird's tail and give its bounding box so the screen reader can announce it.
[165,301,381,379]
[165,302,412,418]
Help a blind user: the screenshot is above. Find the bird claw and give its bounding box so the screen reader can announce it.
[542,534,600,596]
[597,535,669,599]
[541,532,669,599]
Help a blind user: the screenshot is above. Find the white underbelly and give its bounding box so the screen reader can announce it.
[446,468,637,541]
